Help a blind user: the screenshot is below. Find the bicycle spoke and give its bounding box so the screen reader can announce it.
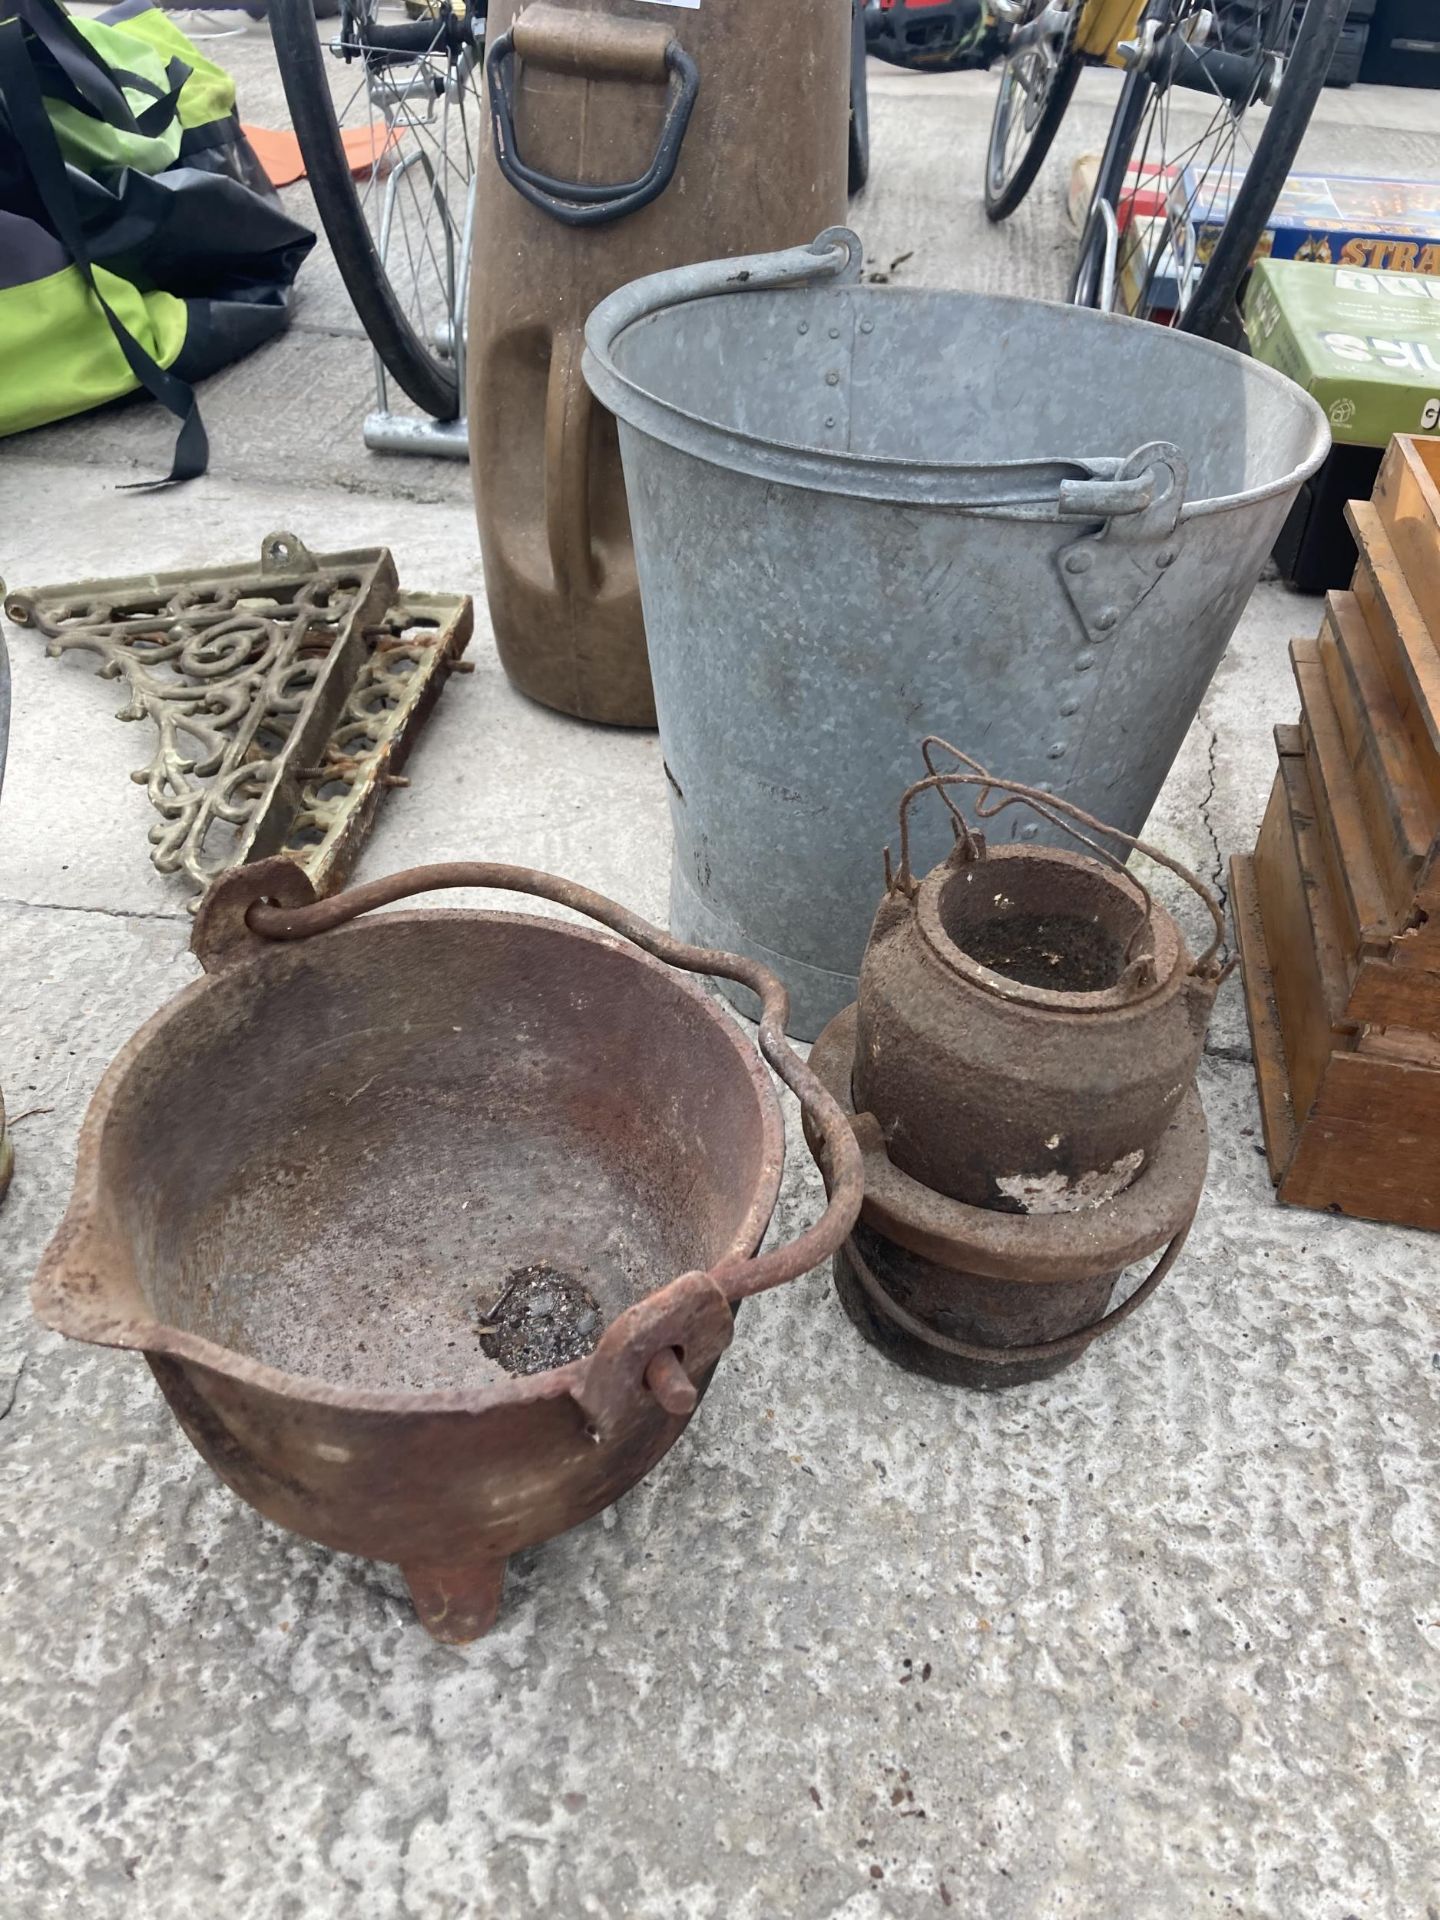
[312,2,476,360]
[1095,0,1299,325]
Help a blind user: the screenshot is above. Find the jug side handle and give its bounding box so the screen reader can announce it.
[545,330,598,598]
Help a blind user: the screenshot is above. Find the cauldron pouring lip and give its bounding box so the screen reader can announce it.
[33,859,865,1426]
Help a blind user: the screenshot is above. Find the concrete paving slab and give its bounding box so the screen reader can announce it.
[1,45,1438,1920]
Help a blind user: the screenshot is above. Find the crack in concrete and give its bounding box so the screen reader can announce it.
[0,1356,27,1422]
[1197,725,1228,917]
[0,895,187,927]
[1203,1041,1254,1067]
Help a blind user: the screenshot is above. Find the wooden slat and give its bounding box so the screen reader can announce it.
[1293,639,1395,953]
[1230,853,1299,1181]
[1371,435,1440,635]
[1391,433,1440,496]
[1347,953,1440,1031]
[1280,1056,1440,1231]
[1317,622,1418,925]
[1312,1042,1440,1127]
[1358,1025,1440,1068]
[1250,754,1353,1124]
[1346,500,1440,787]
[1321,594,1439,918]
[1275,747,1356,1022]
[1386,925,1440,969]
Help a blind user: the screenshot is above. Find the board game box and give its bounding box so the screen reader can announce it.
[1180,170,1440,274]
[1244,256,1440,446]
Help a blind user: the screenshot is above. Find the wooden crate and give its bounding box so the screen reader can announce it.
[1235,434,1440,1231]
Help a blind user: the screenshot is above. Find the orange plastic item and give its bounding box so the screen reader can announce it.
[242,121,405,190]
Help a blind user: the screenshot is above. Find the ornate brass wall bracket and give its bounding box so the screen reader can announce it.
[3,532,472,905]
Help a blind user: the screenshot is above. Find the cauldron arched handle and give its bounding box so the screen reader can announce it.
[193,858,865,1412]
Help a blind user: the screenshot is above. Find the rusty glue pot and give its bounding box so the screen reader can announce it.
[854,840,1217,1210]
[805,749,1226,1390]
[33,858,861,1640]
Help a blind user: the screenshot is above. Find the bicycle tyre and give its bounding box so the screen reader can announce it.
[983,7,1082,223]
[270,0,464,419]
[1176,0,1347,335]
[1072,0,1348,336]
[849,0,871,195]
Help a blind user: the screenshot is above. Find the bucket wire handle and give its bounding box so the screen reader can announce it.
[202,858,864,1310]
[583,227,864,368]
[888,740,1230,982]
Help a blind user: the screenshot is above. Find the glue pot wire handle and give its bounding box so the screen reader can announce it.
[888,738,1230,982]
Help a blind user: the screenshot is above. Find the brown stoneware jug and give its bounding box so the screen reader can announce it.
[467,0,850,725]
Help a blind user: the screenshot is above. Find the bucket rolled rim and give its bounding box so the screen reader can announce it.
[583,267,1331,519]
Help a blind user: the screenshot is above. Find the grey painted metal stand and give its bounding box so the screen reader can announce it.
[362,153,474,461]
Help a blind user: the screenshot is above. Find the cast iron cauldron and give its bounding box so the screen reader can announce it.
[34,859,862,1640]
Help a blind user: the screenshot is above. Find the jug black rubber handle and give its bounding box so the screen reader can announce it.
[486,28,699,227]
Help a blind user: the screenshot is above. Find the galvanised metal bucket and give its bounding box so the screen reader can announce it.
[583,227,1329,1038]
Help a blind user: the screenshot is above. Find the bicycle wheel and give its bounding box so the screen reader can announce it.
[271,0,484,419]
[984,0,1083,222]
[1070,0,1347,336]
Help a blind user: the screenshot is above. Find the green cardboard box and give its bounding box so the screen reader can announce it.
[1245,256,1440,446]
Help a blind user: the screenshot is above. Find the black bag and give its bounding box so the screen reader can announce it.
[0,0,315,482]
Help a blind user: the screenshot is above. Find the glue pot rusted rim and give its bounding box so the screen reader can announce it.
[915,844,1184,1015]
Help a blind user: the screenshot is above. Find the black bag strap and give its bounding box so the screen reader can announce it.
[11,0,183,137]
[0,11,207,485]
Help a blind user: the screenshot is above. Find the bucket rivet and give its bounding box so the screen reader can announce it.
[860,319,874,334]
[1095,608,1118,632]
[1060,697,1079,717]
[1065,551,1092,575]
[1075,652,1096,672]
[1048,741,1066,760]
[825,416,836,429]
[1156,548,1176,568]
[828,326,841,339]
[798,321,809,335]
[825,370,841,386]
